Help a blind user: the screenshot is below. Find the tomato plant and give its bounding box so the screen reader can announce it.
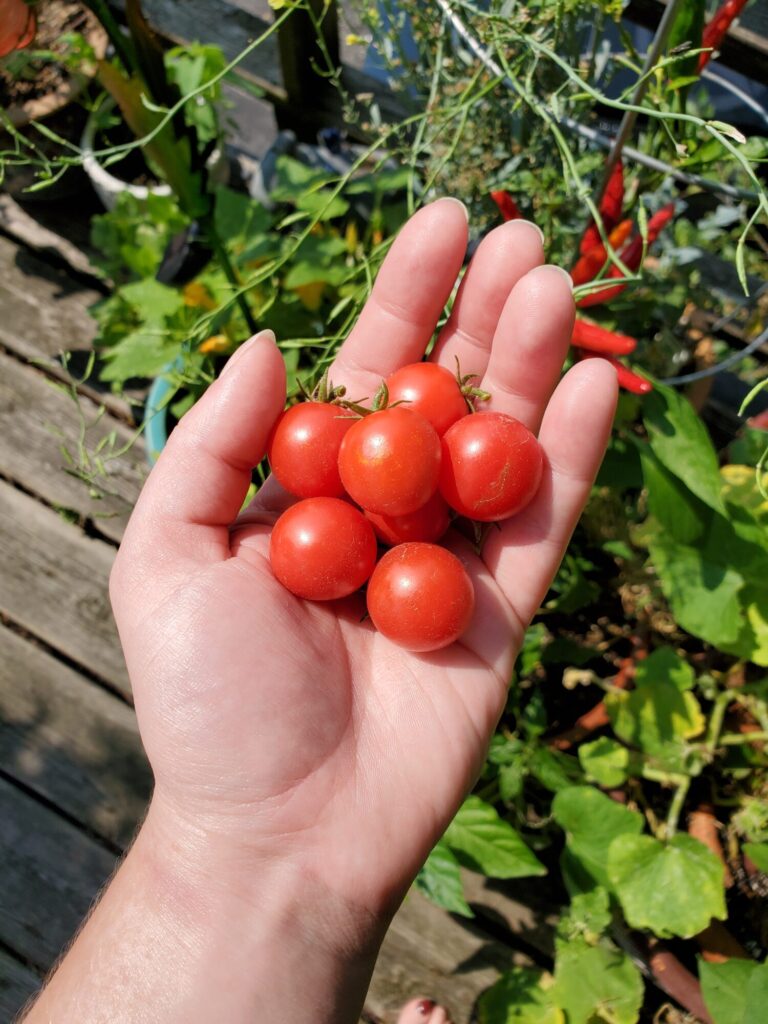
[338,407,442,515]
[267,402,356,498]
[439,412,543,522]
[269,497,377,600]
[366,543,475,652]
[365,490,451,546]
[386,362,469,436]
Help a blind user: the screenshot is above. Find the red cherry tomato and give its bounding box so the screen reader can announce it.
[268,402,356,498]
[386,362,468,437]
[338,407,441,516]
[365,491,451,546]
[269,497,377,600]
[439,412,543,522]
[366,543,475,652]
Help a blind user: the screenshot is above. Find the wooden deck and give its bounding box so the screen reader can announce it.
[0,220,558,1021]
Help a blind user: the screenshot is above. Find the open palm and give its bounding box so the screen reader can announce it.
[110,199,616,917]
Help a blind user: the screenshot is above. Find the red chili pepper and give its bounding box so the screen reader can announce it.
[490,190,522,222]
[576,203,675,308]
[572,319,637,356]
[571,219,633,286]
[699,0,749,72]
[577,350,653,394]
[580,159,625,256]
[0,0,35,57]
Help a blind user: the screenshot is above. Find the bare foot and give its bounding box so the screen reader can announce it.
[396,997,453,1024]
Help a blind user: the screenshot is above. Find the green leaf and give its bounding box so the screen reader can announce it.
[100,330,182,384]
[605,648,704,770]
[552,787,643,893]
[743,842,768,872]
[643,384,725,515]
[700,958,768,1024]
[639,446,709,544]
[579,737,629,788]
[119,279,184,322]
[554,938,643,1024]
[214,187,272,243]
[414,840,472,918]
[607,833,726,938]
[560,888,612,941]
[478,967,563,1024]
[444,797,546,879]
[744,963,768,1024]
[528,747,582,793]
[646,527,745,647]
[665,0,705,79]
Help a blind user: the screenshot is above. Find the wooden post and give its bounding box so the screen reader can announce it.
[276,0,341,140]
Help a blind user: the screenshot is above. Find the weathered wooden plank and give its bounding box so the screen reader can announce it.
[0,777,116,972]
[0,625,150,847]
[0,949,40,1022]
[0,481,130,698]
[0,351,144,544]
[0,194,106,284]
[0,234,134,422]
[462,871,557,959]
[366,886,530,1024]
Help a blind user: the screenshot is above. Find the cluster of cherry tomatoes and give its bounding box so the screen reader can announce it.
[267,362,543,652]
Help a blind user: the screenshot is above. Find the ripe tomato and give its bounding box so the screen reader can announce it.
[365,491,451,546]
[269,497,377,600]
[386,362,468,437]
[439,412,543,522]
[366,543,475,652]
[338,407,441,516]
[268,402,356,498]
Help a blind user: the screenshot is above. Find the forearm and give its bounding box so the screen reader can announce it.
[23,798,386,1024]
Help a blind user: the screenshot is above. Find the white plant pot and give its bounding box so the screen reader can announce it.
[81,99,227,211]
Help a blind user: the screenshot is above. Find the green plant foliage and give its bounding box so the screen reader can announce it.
[443,797,546,879]
[700,959,768,1024]
[578,738,629,789]
[414,839,472,918]
[605,648,705,773]
[607,833,726,938]
[643,386,725,516]
[553,939,643,1024]
[552,787,643,892]
[742,842,768,871]
[477,968,563,1024]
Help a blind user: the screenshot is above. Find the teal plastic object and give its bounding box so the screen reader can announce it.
[143,369,173,465]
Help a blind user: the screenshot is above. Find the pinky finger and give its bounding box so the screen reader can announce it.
[482,358,618,628]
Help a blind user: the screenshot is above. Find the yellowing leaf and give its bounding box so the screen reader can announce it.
[607,833,726,938]
[292,281,326,311]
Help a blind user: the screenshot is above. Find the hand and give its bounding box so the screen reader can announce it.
[111,199,617,915]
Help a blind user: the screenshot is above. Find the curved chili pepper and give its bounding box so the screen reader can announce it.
[576,203,675,307]
[577,350,653,394]
[571,219,633,286]
[580,159,625,256]
[490,190,522,222]
[699,0,749,71]
[0,0,36,57]
[572,319,637,356]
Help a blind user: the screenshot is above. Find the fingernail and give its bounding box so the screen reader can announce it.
[543,264,574,291]
[221,329,276,378]
[440,197,469,222]
[416,1000,437,1016]
[514,219,545,246]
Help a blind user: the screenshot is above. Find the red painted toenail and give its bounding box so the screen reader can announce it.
[416,1000,436,1016]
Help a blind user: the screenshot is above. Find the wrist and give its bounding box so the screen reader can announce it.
[132,794,387,1022]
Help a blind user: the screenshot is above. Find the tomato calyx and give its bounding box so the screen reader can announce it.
[297,368,348,406]
[454,358,491,413]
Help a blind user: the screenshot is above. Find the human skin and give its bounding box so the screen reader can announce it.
[23,199,617,1024]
